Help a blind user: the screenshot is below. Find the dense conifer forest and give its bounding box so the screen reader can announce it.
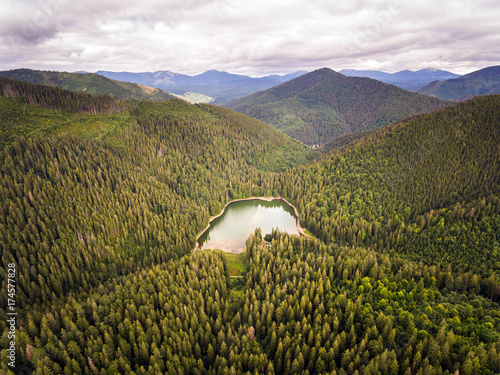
[227,68,451,146]
[0,70,173,102]
[0,79,499,374]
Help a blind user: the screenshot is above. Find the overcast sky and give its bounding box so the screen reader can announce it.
[1,0,498,76]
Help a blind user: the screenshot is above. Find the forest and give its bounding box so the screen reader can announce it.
[0,78,499,374]
[227,68,450,146]
[0,70,173,102]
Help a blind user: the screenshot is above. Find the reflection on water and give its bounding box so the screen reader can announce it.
[198,199,299,253]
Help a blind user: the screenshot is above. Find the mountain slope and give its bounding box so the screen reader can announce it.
[0,68,173,101]
[0,76,315,168]
[97,69,308,104]
[0,76,315,309]
[417,65,500,100]
[227,68,451,145]
[1,78,500,374]
[340,67,460,90]
[279,94,500,279]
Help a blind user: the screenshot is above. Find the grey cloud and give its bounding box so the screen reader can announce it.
[0,0,498,75]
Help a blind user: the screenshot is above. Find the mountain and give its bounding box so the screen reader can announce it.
[0,75,315,169]
[0,68,173,101]
[282,94,500,279]
[1,76,499,374]
[95,69,187,87]
[340,67,460,90]
[417,65,500,100]
[227,68,450,145]
[97,69,308,104]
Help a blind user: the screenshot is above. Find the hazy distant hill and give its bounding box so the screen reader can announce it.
[340,67,460,90]
[227,68,450,145]
[417,65,500,100]
[96,69,307,104]
[0,69,173,101]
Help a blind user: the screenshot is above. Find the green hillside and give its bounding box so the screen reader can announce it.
[322,129,377,153]
[0,79,499,375]
[417,65,500,100]
[227,68,451,146]
[278,95,500,279]
[0,68,173,101]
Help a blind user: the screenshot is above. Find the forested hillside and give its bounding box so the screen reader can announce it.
[0,77,315,292]
[0,69,173,101]
[278,94,500,288]
[0,79,499,374]
[0,79,315,353]
[417,66,500,101]
[227,68,450,146]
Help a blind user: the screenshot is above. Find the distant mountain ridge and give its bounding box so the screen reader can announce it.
[340,67,460,90]
[417,65,500,100]
[96,69,308,104]
[227,68,451,146]
[0,69,173,101]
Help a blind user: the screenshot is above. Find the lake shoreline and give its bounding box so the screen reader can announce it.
[193,196,309,252]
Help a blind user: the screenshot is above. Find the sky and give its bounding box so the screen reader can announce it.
[1,0,499,76]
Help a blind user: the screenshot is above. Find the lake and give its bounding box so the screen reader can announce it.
[197,198,300,253]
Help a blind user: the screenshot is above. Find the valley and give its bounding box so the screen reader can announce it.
[94,70,307,105]
[0,71,499,375]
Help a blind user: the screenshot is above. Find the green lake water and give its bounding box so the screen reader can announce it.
[198,199,299,253]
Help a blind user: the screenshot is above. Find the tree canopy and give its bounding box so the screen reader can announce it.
[0,79,498,374]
